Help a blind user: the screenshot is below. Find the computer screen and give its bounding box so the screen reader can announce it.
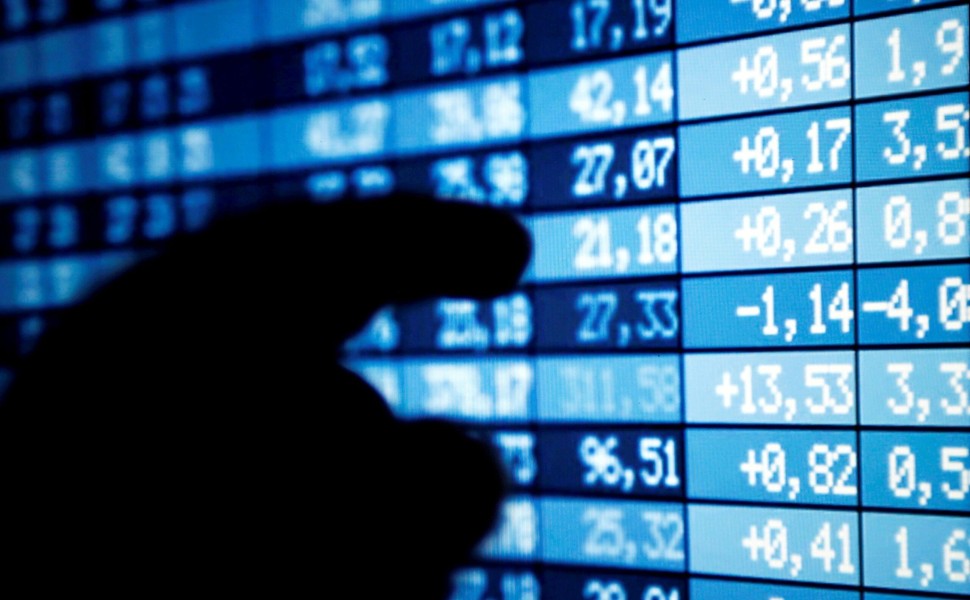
[0,0,968,598]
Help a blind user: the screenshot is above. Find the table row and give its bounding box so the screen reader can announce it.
[0,256,966,346]
[463,427,970,511]
[478,496,969,594]
[528,181,970,278]
[1,0,965,96]
[347,265,970,349]
[350,351,970,427]
[3,3,966,152]
[1,86,967,201]
[1,178,967,269]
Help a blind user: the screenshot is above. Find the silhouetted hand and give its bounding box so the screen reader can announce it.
[0,195,532,597]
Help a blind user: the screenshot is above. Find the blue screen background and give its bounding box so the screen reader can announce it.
[0,1,967,598]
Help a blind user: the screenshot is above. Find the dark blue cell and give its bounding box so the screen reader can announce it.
[399,291,534,353]
[526,0,673,66]
[531,127,677,209]
[542,568,684,600]
[534,280,680,351]
[391,6,525,85]
[539,428,684,498]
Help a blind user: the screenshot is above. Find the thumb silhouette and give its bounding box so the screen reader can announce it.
[0,194,532,597]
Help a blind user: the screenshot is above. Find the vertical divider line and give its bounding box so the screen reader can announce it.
[849,9,866,592]
[671,16,691,586]
[517,19,546,585]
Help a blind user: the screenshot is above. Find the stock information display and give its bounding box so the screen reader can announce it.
[0,0,968,598]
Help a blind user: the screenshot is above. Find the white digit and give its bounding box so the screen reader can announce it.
[887,28,905,83]
[574,217,614,271]
[937,191,968,246]
[936,103,968,161]
[941,446,970,501]
[944,529,970,583]
[887,363,916,416]
[885,195,913,249]
[936,19,965,77]
[883,110,912,165]
[939,277,970,331]
[572,143,615,198]
[570,70,615,123]
[940,362,970,416]
[889,445,917,498]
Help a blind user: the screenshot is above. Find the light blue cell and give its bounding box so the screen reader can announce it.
[46,257,101,308]
[541,497,685,571]
[529,52,674,140]
[689,504,861,585]
[479,496,539,561]
[857,178,970,264]
[682,189,854,273]
[860,349,970,427]
[139,130,177,185]
[177,116,263,180]
[862,431,970,512]
[692,578,860,600]
[86,17,131,75]
[855,6,970,99]
[269,98,392,168]
[132,8,175,67]
[678,0,849,43]
[38,27,86,83]
[174,0,261,60]
[97,135,139,190]
[395,76,525,154]
[685,351,857,425]
[680,106,852,197]
[855,0,954,17]
[0,150,41,200]
[536,355,682,424]
[856,92,970,182]
[265,0,384,42]
[44,143,94,196]
[683,270,855,348]
[0,39,36,92]
[858,264,970,345]
[679,25,851,120]
[863,512,970,595]
[688,429,859,505]
[0,262,42,312]
[397,357,535,422]
[0,258,101,313]
[530,205,679,282]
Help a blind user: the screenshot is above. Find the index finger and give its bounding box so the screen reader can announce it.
[95,194,532,350]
